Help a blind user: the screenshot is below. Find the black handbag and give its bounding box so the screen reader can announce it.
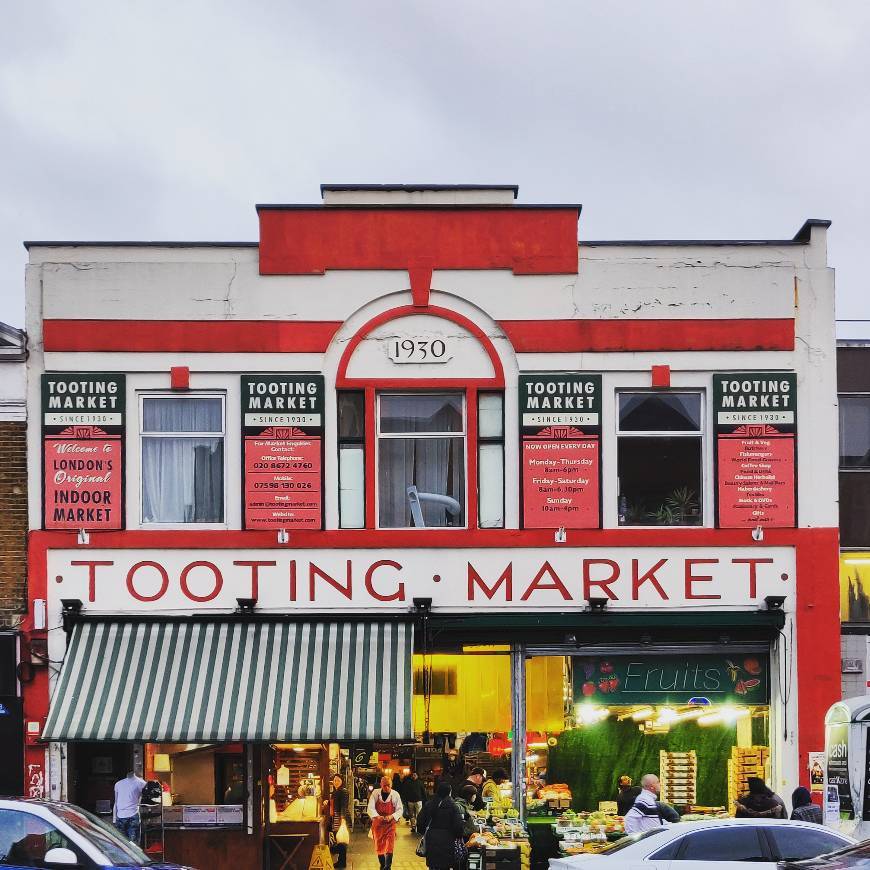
[416,800,443,858]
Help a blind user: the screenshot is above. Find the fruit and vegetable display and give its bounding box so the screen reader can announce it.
[553,810,626,855]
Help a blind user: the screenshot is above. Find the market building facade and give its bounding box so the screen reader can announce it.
[20,185,839,866]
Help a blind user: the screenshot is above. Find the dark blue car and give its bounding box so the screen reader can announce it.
[0,799,195,868]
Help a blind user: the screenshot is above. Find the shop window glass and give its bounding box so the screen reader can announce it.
[377,393,465,528]
[0,808,78,867]
[478,392,505,528]
[840,473,870,548]
[141,395,224,523]
[674,826,765,861]
[338,392,365,528]
[840,396,870,467]
[617,391,703,526]
[767,827,850,861]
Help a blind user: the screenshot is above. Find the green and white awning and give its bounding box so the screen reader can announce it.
[43,620,412,742]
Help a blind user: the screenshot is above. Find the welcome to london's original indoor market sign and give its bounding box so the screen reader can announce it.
[46,546,795,615]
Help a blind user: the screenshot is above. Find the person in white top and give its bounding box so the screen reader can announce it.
[113,771,147,844]
[623,774,663,834]
[367,776,404,870]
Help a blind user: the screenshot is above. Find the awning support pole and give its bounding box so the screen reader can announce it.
[511,643,527,823]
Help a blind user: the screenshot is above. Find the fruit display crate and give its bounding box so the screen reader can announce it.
[727,746,770,815]
[659,750,697,806]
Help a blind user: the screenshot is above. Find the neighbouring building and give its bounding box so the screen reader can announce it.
[838,340,870,698]
[20,186,839,866]
[0,320,27,796]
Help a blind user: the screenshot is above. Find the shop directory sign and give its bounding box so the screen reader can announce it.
[519,373,602,529]
[41,373,125,530]
[241,374,324,529]
[713,373,797,528]
[572,653,770,705]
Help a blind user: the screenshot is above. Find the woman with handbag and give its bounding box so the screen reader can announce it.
[329,775,351,869]
[416,782,465,870]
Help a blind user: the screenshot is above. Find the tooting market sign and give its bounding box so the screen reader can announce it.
[46,546,795,615]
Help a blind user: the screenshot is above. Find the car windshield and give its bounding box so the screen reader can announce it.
[49,804,152,866]
[595,828,668,855]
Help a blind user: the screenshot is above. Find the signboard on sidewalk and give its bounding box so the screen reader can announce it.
[41,373,125,530]
[241,375,324,529]
[519,373,601,529]
[713,373,797,528]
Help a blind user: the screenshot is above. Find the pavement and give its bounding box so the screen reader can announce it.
[346,820,425,870]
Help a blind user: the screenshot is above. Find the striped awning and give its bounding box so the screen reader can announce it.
[43,620,412,742]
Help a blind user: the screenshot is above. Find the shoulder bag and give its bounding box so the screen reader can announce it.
[416,799,443,858]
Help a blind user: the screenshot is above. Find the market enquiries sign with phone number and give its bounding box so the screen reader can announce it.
[713,373,797,529]
[572,653,769,705]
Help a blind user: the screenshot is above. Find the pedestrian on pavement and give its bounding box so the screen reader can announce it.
[623,774,664,833]
[113,771,146,844]
[401,770,428,827]
[368,775,404,870]
[416,782,465,870]
[735,777,785,818]
[461,768,486,811]
[329,775,351,869]
[790,787,823,823]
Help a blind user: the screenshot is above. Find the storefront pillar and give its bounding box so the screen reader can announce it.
[511,643,527,822]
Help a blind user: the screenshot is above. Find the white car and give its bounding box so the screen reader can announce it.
[548,819,855,870]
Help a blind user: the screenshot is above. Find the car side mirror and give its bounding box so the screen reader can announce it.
[44,846,80,866]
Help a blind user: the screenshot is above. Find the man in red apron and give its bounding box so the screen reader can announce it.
[367,775,404,869]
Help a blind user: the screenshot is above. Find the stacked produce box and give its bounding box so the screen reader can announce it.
[727,746,770,814]
[659,750,697,806]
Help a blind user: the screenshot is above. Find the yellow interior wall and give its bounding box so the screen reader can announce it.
[841,553,870,621]
[411,654,565,733]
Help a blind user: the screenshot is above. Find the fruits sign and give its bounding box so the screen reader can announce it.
[519,373,602,529]
[571,653,769,704]
[241,374,324,529]
[713,373,797,528]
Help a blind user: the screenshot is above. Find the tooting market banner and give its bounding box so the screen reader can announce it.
[42,373,125,530]
[713,373,797,528]
[519,373,602,529]
[241,374,325,530]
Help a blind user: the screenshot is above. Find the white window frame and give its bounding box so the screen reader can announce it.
[138,392,228,529]
[615,389,707,528]
[375,391,468,530]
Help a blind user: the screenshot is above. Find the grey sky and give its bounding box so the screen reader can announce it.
[1,1,868,332]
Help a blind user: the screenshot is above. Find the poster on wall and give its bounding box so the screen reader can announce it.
[241,374,324,529]
[826,721,854,819]
[519,373,602,529]
[42,373,125,530]
[713,373,797,528]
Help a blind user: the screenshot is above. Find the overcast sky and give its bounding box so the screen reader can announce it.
[1,1,868,332]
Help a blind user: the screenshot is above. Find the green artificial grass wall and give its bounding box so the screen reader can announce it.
[548,719,748,810]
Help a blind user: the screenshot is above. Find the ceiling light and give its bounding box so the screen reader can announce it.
[630,707,654,721]
[697,713,723,726]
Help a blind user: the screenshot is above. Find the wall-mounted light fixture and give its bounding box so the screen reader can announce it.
[586,597,609,612]
[764,595,786,611]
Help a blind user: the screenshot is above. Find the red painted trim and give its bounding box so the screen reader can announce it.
[364,386,377,530]
[43,320,342,353]
[499,318,795,352]
[336,305,505,388]
[258,208,580,275]
[651,365,671,388]
[408,263,432,307]
[170,366,190,389]
[794,527,841,788]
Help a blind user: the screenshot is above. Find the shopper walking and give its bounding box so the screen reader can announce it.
[417,782,465,870]
[329,775,351,869]
[368,775,404,870]
[790,787,823,823]
[113,771,146,844]
[401,770,428,827]
[623,774,663,833]
[735,777,785,818]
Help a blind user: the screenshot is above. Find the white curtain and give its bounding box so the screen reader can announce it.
[141,398,223,523]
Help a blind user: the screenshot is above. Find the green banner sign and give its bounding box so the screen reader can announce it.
[572,653,769,705]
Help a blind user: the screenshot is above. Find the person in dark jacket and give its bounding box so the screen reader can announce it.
[329,775,350,869]
[615,775,642,817]
[417,782,465,870]
[401,771,428,827]
[735,777,785,818]
[791,786,823,823]
[460,768,486,811]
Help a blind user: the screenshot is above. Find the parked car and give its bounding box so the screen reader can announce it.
[0,799,195,868]
[548,818,855,870]
[780,838,870,868]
